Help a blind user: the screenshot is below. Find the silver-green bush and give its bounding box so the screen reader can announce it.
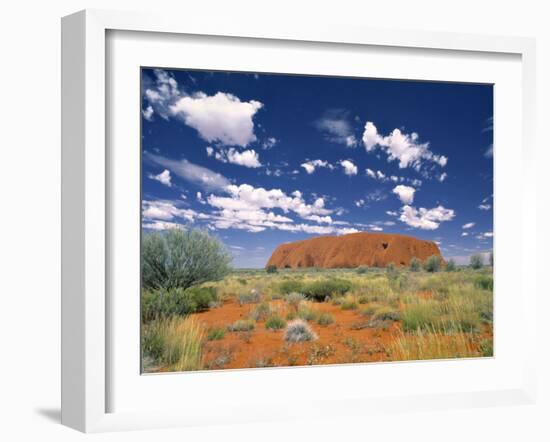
[142,228,232,290]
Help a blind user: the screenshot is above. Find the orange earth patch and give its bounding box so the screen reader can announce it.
[192,298,402,370]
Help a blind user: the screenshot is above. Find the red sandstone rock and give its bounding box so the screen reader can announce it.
[266,232,442,269]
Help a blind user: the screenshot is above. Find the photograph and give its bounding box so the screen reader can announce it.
[140,67,494,373]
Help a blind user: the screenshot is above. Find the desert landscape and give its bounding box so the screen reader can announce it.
[141,231,493,372]
[140,68,493,373]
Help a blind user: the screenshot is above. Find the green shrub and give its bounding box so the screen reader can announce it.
[279,280,304,294]
[142,229,232,290]
[302,278,352,301]
[266,265,278,274]
[470,254,484,269]
[356,266,369,274]
[284,319,318,342]
[141,286,218,322]
[474,274,493,291]
[410,257,421,272]
[424,255,441,273]
[445,259,456,272]
[207,327,226,341]
[265,315,286,330]
[227,319,255,332]
[316,312,335,326]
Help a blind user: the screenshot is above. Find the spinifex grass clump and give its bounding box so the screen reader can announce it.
[284,319,318,342]
[228,319,256,332]
[238,289,262,305]
[285,292,306,311]
[316,312,335,326]
[340,295,358,310]
[265,315,287,330]
[249,302,272,321]
[207,327,226,341]
[142,316,205,371]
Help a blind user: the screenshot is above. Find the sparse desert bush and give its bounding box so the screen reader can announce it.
[207,327,226,341]
[356,266,369,274]
[238,289,262,305]
[141,286,218,322]
[371,305,401,322]
[424,255,441,273]
[302,278,352,301]
[340,295,358,310]
[284,319,318,342]
[474,274,493,291]
[295,301,319,321]
[285,292,306,310]
[410,257,421,272]
[316,312,335,326]
[279,279,304,294]
[142,229,232,290]
[142,316,205,371]
[470,254,484,270]
[390,329,480,361]
[445,259,457,272]
[265,315,287,330]
[228,319,256,332]
[249,302,272,321]
[266,265,278,274]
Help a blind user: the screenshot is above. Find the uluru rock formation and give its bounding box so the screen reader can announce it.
[266,232,442,269]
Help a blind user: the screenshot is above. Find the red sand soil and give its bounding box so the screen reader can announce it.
[193,298,402,370]
[266,232,442,269]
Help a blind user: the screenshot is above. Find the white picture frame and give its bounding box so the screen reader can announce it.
[61,9,538,433]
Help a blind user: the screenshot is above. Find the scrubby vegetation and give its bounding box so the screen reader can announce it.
[141,286,218,322]
[142,237,493,372]
[284,319,318,342]
[142,229,232,290]
[424,255,441,272]
[301,278,353,301]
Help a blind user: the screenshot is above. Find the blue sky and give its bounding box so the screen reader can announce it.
[141,68,493,268]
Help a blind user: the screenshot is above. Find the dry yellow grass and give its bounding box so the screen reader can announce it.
[390,328,481,361]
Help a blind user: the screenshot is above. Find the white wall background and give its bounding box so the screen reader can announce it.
[0,1,548,440]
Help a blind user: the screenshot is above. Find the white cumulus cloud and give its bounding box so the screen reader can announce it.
[301,159,332,174]
[399,205,455,230]
[214,148,262,168]
[392,185,416,204]
[148,169,172,187]
[340,160,358,176]
[362,121,447,171]
[170,92,263,147]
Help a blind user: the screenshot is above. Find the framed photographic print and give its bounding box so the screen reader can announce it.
[61,9,538,432]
